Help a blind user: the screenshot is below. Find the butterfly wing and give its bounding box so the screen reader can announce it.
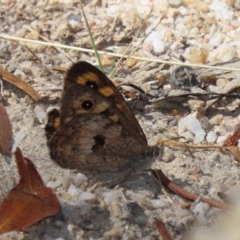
[46,62,148,171]
[62,61,147,146]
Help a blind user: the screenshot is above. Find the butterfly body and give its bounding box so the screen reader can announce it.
[46,62,152,172]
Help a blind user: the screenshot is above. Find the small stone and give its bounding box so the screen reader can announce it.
[178,116,206,144]
[192,202,210,215]
[126,53,139,67]
[172,203,192,218]
[189,48,207,64]
[162,151,175,162]
[150,199,168,209]
[62,169,73,190]
[206,131,217,143]
[217,135,228,145]
[101,56,113,67]
[79,191,97,204]
[199,117,211,131]
[224,117,240,131]
[193,1,209,13]
[110,201,122,218]
[216,78,229,88]
[24,31,45,50]
[208,33,223,47]
[34,104,47,124]
[143,31,165,53]
[67,13,82,31]
[67,184,82,197]
[103,191,121,204]
[162,208,175,218]
[207,43,236,63]
[73,173,88,187]
[104,227,123,237]
[25,31,39,40]
[127,202,148,226]
[188,99,205,112]
[46,180,62,190]
[169,0,182,7]
[178,6,188,15]
[227,99,240,112]
[209,114,223,125]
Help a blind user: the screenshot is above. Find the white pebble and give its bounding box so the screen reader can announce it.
[34,104,47,123]
[208,33,223,47]
[46,180,62,190]
[216,135,228,145]
[79,191,96,203]
[150,199,168,209]
[192,202,210,215]
[143,31,165,53]
[169,0,182,7]
[172,203,191,217]
[67,184,82,197]
[178,116,206,144]
[207,43,236,63]
[62,169,73,190]
[209,114,223,125]
[206,84,218,92]
[206,131,217,143]
[178,6,188,15]
[103,191,120,204]
[73,173,88,187]
[210,0,234,20]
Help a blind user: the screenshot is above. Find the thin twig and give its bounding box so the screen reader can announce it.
[21,45,52,74]
[1,34,240,72]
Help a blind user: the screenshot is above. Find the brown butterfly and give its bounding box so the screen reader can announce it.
[45,62,155,172]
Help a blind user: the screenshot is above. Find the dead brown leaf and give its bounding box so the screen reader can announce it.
[0,66,41,101]
[0,147,60,234]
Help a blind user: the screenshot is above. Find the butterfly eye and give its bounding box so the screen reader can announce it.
[81,98,95,111]
[86,81,98,89]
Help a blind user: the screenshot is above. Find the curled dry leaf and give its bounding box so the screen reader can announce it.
[0,66,41,101]
[0,147,60,234]
[151,169,230,210]
[0,97,12,155]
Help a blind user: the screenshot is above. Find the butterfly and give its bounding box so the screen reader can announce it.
[45,61,155,172]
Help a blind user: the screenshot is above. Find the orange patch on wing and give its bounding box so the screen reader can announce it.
[108,114,119,122]
[98,87,114,97]
[76,72,99,85]
[76,76,87,85]
[116,104,122,110]
[53,117,61,129]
